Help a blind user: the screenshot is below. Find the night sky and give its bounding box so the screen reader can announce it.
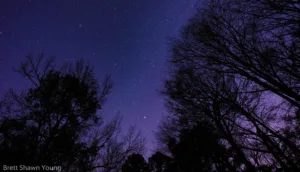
[0,0,198,156]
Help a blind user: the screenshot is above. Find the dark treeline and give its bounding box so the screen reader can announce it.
[1,0,300,171]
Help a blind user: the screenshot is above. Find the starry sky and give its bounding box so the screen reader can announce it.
[0,0,199,156]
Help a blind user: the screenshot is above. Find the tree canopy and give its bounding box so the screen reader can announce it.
[122,153,149,172]
[0,54,145,172]
[155,0,300,171]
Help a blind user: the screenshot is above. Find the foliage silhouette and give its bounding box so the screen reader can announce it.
[121,153,149,172]
[171,121,236,172]
[148,151,172,172]
[0,54,145,172]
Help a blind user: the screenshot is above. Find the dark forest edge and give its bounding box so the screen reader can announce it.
[1,0,300,171]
